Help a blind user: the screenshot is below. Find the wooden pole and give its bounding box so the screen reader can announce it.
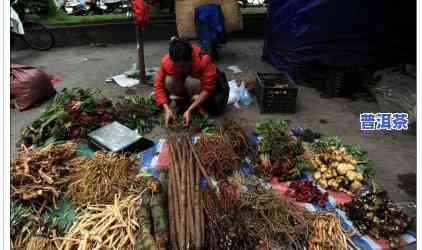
[135,25,147,85]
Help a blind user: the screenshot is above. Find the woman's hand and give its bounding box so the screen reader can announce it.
[163,104,175,128]
[183,109,191,128]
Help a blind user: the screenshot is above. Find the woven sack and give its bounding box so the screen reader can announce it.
[220,0,242,32]
[176,0,196,38]
[176,0,242,38]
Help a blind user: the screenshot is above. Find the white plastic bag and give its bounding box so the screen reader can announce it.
[227,80,252,108]
[239,81,252,106]
[227,80,241,108]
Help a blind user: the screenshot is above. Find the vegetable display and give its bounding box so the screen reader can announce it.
[21,88,114,146]
[286,181,329,207]
[113,95,161,134]
[10,98,416,250]
[342,183,413,248]
[255,119,308,180]
[310,146,364,195]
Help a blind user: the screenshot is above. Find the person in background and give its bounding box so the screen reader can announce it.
[154,37,229,128]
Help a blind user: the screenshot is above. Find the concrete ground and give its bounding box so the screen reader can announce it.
[11,39,416,208]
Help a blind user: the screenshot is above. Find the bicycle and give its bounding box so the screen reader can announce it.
[11,0,55,51]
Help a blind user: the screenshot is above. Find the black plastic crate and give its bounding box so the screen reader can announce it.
[256,72,298,113]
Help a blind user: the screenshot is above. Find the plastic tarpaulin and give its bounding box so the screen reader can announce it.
[195,4,227,52]
[262,0,415,73]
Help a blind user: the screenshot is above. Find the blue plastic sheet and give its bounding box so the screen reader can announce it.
[262,0,416,73]
[195,4,226,52]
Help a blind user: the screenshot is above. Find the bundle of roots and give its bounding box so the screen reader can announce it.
[167,135,210,250]
[194,133,241,180]
[11,142,77,207]
[60,195,141,250]
[65,151,141,206]
[219,120,253,158]
[305,212,350,250]
[203,187,309,250]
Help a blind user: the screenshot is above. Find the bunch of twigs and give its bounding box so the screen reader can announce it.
[203,187,309,250]
[167,135,211,250]
[219,120,253,158]
[60,194,141,250]
[194,133,241,180]
[11,142,77,207]
[65,151,141,206]
[305,212,349,250]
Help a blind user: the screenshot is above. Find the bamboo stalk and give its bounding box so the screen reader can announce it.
[179,139,187,249]
[168,138,183,249]
[189,140,213,185]
[186,140,195,247]
[167,161,177,250]
[193,151,202,249]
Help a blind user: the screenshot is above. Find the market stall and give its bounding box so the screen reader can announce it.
[11,88,416,250]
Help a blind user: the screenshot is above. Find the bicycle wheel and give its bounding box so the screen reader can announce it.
[22,21,55,51]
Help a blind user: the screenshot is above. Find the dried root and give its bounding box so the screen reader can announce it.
[194,133,241,180]
[203,187,309,250]
[305,212,350,250]
[11,142,77,206]
[65,151,141,206]
[26,236,57,250]
[60,194,141,250]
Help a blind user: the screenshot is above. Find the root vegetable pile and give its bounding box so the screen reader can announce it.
[65,151,141,206]
[167,135,209,250]
[286,181,328,207]
[310,146,364,195]
[219,120,253,158]
[11,142,77,206]
[342,183,413,248]
[203,187,309,249]
[306,212,349,250]
[60,195,142,250]
[194,132,241,180]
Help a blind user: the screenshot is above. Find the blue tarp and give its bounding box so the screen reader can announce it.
[262,0,416,73]
[195,4,226,52]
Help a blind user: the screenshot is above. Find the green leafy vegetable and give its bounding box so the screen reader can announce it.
[21,88,114,146]
[255,119,290,154]
[313,136,344,152]
[113,96,161,134]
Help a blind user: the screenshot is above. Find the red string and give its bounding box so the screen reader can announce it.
[131,0,151,29]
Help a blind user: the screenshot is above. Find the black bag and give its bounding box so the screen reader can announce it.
[203,69,229,116]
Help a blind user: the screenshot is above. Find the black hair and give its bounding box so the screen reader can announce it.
[169,38,192,62]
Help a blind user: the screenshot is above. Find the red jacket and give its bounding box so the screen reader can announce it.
[154,45,217,106]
